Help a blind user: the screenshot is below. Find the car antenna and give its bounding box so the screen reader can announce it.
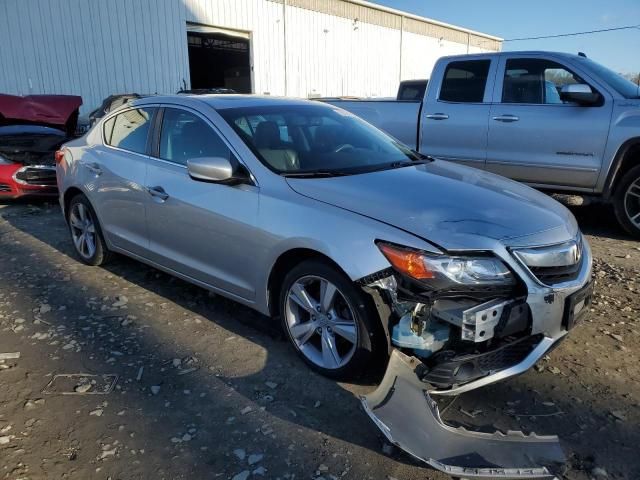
[578,52,587,57]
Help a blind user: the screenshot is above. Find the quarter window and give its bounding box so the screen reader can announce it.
[103,108,153,154]
[439,60,491,103]
[502,58,590,104]
[159,108,230,166]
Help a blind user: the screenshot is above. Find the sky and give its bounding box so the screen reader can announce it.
[373,0,640,75]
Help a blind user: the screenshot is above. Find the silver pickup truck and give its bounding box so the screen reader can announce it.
[324,51,640,237]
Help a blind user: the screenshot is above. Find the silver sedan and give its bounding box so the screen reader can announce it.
[57,95,592,476]
[57,94,592,378]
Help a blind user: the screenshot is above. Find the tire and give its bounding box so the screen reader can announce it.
[613,164,640,238]
[279,259,384,380]
[67,194,112,266]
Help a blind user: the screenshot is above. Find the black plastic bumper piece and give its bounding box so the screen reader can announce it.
[362,349,565,479]
[422,335,543,389]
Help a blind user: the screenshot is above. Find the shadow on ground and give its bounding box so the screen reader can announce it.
[0,200,638,479]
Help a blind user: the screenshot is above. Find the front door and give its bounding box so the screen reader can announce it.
[486,55,612,189]
[145,106,260,300]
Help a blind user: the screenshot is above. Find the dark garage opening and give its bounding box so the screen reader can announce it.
[187,30,251,93]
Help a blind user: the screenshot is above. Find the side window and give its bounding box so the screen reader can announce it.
[159,108,230,166]
[502,58,587,104]
[104,108,153,154]
[439,60,491,103]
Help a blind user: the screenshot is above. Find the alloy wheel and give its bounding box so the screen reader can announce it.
[69,202,97,260]
[284,275,358,370]
[624,177,640,229]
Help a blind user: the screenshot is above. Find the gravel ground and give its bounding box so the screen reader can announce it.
[0,200,638,480]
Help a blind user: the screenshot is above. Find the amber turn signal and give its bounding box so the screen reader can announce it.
[378,243,435,280]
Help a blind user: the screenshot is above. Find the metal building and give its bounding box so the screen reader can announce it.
[0,0,502,113]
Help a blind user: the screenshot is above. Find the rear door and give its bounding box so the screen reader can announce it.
[485,55,612,189]
[144,106,260,300]
[88,106,155,256]
[420,57,497,169]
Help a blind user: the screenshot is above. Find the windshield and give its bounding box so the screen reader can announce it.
[576,57,640,99]
[219,104,422,176]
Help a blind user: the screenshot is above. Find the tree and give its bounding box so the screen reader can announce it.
[622,72,640,86]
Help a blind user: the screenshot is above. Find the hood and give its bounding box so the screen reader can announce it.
[286,161,578,250]
[0,125,67,166]
[0,94,82,132]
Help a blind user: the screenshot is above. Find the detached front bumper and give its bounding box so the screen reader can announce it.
[363,349,565,479]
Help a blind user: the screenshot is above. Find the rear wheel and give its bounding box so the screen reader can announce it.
[279,259,383,380]
[613,164,640,238]
[67,194,112,266]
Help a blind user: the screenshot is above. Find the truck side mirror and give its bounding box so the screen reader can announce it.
[560,84,602,106]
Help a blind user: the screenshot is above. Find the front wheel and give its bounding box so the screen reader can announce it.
[279,260,384,380]
[613,164,640,238]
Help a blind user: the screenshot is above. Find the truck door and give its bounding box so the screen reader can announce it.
[486,55,612,189]
[420,57,497,169]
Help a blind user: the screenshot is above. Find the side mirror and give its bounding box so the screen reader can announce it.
[187,156,250,185]
[560,84,601,106]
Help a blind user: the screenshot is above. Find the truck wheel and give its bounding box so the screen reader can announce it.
[279,259,384,380]
[613,164,640,238]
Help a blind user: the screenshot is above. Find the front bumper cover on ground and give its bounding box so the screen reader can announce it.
[362,349,565,479]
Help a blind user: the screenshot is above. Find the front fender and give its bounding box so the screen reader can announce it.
[253,191,441,314]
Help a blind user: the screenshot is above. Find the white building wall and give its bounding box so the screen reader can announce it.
[0,0,190,115]
[283,6,401,98]
[0,0,500,114]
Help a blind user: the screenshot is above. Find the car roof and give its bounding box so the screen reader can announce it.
[132,94,322,111]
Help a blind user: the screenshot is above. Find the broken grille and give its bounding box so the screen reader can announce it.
[513,237,584,286]
[528,262,582,285]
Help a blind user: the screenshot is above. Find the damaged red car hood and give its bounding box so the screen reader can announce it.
[0,94,82,128]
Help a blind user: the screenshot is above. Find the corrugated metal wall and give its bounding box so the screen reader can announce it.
[0,0,500,114]
[0,0,190,115]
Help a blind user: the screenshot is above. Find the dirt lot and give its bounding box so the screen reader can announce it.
[0,200,638,480]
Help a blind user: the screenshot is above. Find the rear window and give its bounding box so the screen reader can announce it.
[439,60,491,103]
[103,108,154,154]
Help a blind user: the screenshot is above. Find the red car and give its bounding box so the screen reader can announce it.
[0,94,82,199]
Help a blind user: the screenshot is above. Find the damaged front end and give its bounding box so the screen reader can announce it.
[0,124,68,197]
[363,349,565,479]
[358,241,591,478]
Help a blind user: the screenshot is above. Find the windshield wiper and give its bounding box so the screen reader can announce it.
[375,159,431,171]
[282,170,351,178]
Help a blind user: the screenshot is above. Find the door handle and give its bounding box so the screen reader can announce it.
[492,115,520,123]
[84,162,102,175]
[147,186,169,201]
[425,113,449,120]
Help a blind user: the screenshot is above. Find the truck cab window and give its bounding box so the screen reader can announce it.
[502,58,590,105]
[439,60,490,103]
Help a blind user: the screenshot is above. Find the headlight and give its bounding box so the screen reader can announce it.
[377,242,515,289]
